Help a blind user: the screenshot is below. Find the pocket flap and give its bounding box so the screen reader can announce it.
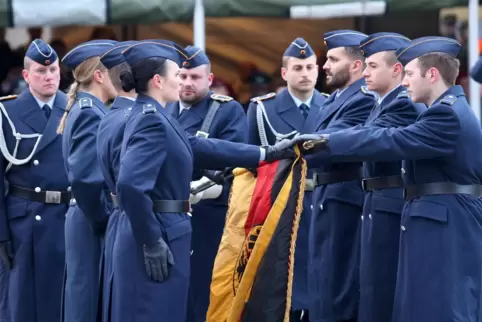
[164,218,192,242]
[372,195,405,215]
[410,199,448,223]
[6,196,28,219]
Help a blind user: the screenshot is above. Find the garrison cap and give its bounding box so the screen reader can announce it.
[359,32,410,58]
[100,41,138,69]
[283,37,315,59]
[62,39,117,70]
[122,41,188,67]
[396,36,461,66]
[324,30,367,50]
[182,45,210,68]
[26,39,58,66]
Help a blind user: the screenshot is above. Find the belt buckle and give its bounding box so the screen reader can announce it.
[305,179,314,191]
[45,190,61,204]
[361,179,368,191]
[195,131,209,139]
[312,174,318,187]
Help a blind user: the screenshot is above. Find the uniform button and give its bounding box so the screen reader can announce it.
[369,213,372,219]
[33,160,39,166]
[401,225,406,231]
[187,212,192,217]
[361,215,364,220]
[35,215,41,221]
[401,168,406,175]
[310,205,313,210]
[319,204,323,211]
[67,186,72,192]
[34,187,41,193]
[190,250,194,256]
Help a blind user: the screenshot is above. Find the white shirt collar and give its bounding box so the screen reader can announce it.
[179,101,191,115]
[289,91,313,108]
[119,96,136,101]
[377,84,402,105]
[33,95,56,109]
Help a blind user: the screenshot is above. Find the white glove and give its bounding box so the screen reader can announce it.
[189,176,223,205]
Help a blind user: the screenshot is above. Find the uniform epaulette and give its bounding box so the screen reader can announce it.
[440,94,457,106]
[397,91,410,99]
[361,86,377,98]
[250,92,276,102]
[0,95,17,102]
[142,104,156,114]
[211,94,233,102]
[321,92,330,97]
[79,98,93,109]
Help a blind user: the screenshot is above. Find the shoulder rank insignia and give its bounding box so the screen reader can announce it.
[321,92,330,97]
[142,104,157,114]
[79,98,93,109]
[0,95,17,102]
[397,91,410,99]
[440,94,457,106]
[211,94,233,102]
[361,86,377,98]
[250,92,276,102]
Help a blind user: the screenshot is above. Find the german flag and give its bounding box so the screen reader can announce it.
[206,149,306,322]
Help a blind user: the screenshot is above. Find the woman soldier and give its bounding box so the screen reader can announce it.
[57,40,118,322]
[112,41,295,322]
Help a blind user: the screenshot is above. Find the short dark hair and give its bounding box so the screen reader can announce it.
[344,46,365,62]
[418,52,460,86]
[108,62,131,92]
[120,57,167,93]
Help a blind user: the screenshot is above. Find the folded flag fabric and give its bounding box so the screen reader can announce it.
[207,149,306,322]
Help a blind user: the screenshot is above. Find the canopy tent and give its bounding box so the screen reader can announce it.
[0,0,474,28]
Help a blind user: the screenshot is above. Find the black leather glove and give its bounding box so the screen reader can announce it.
[263,139,297,162]
[143,238,175,283]
[291,134,330,154]
[0,241,12,271]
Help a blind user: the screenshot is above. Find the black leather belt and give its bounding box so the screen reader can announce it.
[9,185,71,204]
[110,194,188,213]
[404,182,482,200]
[153,200,190,213]
[362,175,404,191]
[313,168,362,186]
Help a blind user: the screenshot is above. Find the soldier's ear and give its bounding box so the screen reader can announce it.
[281,67,288,81]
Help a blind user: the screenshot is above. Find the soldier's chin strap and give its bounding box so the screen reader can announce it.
[0,102,42,172]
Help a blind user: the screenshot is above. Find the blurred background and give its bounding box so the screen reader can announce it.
[0,0,479,114]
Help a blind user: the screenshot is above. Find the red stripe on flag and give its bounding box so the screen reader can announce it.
[244,161,279,236]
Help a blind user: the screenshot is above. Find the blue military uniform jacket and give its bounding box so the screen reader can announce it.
[0,89,70,322]
[97,96,134,195]
[168,91,247,205]
[305,78,375,321]
[356,85,425,322]
[62,91,111,233]
[315,85,482,322]
[246,87,327,311]
[96,95,134,322]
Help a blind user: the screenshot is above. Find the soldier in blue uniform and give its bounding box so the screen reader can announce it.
[0,39,70,322]
[246,37,327,321]
[355,32,426,322]
[57,40,118,322]
[294,36,482,322]
[305,30,376,322]
[166,45,247,322]
[97,40,137,322]
[112,41,296,322]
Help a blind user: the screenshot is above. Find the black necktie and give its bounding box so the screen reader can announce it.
[300,103,309,119]
[42,104,51,120]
